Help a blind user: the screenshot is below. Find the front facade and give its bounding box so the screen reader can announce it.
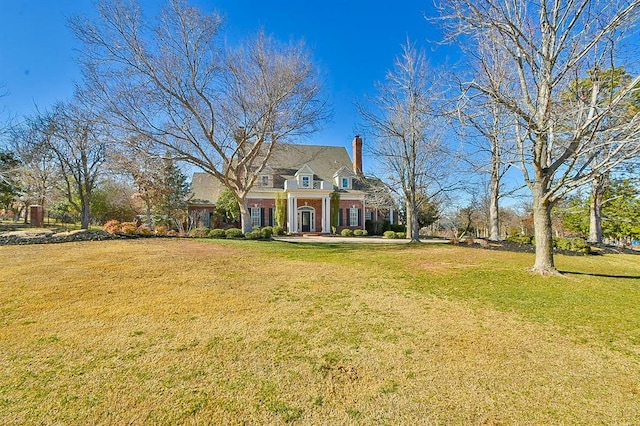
[190,136,396,233]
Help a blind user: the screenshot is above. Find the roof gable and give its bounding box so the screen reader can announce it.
[333,166,356,178]
[294,163,316,176]
[263,144,353,182]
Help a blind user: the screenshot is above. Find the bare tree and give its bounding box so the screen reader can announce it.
[9,121,61,210]
[71,0,328,233]
[358,41,457,241]
[110,139,165,227]
[457,89,520,240]
[437,0,640,274]
[28,102,108,229]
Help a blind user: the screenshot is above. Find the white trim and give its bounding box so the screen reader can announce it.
[250,207,261,228]
[349,207,359,227]
[297,206,316,232]
[322,196,330,233]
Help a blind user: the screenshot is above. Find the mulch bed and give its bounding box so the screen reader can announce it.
[460,239,639,256]
[0,229,129,246]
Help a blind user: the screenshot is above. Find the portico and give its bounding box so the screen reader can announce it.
[286,192,332,233]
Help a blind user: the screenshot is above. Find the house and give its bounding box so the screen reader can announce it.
[189,136,397,233]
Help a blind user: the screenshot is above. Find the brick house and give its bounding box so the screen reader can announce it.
[189,136,397,233]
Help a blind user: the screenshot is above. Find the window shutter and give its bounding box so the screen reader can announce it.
[260,208,265,227]
[358,208,362,226]
[268,208,274,226]
[338,209,343,227]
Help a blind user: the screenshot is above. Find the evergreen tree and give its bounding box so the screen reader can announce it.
[153,158,191,231]
[0,151,23,214]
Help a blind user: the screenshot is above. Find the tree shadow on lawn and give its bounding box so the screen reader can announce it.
[559,270,640,280]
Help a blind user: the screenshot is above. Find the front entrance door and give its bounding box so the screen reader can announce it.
[297,206,315,232]
[301,211,311,232]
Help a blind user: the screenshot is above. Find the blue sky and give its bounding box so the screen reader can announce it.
[0,0,458,173]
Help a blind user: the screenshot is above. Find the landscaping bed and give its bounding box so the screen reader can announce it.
[462,239,639,256]
[0,229,127,245]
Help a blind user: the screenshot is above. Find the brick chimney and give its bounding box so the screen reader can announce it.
[353,135,363,175]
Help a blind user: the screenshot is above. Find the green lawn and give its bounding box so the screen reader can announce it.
[1,239,639,424]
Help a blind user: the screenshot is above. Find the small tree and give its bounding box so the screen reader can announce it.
[0,151,22,217]
[153,157,191,232]
[330,191,340,233]
[215,188,241,225]
[275,191,287,229]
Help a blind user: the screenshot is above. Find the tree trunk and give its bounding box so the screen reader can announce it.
[145,201,153,229]
[588,175,606,244]
[406,199,420,242]
[489,170,501,241]
[81,196,91,229]
[239,200,252,234]
[531,195,557,274]
[410,208,420,242]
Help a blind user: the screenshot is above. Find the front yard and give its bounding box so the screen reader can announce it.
[1,239,639,424]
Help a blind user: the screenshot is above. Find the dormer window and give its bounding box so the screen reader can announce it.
[341,177,350,189]
[260,175,270,187]
[295,164,316,189]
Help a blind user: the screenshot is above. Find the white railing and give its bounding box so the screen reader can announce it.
[284,179,332,190]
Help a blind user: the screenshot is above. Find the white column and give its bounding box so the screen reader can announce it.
[292,196,298,233]
[390,208,394,225]
[287,195,293,232]
[322,196,330,233]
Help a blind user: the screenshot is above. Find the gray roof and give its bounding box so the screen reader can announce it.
[264,144,353,182]
[190,143,358,204]
[190,172,225,205]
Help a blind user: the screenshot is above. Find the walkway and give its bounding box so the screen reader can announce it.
[273,235,449,244]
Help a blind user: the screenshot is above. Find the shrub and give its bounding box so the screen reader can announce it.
[506,234,533,244]
[556,237,590,253]
[571,238,590,253]
[272,226,285,236]
[419,227,432,237]
[383,230,398,239]
[166,230,180,237]
[396,232,406,239]
[341,228,354,237]
[188,227,210,238]
[208,228,226,239]
[120,222,137,235]
[245,229,262,240]
[225,228,243,239]
[103,219,121,234]
[390,224,406,233]
[260,226,273,239]
[465,236,475,245]
[555,237,572,251]
[137,225,153,236]
[154,226,167,236]
[354,229,368,237]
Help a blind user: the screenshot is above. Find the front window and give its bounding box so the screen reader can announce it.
[349,208,359,227]
[341,177,349,188]
[250,208,261,228]
[301,176,310,188]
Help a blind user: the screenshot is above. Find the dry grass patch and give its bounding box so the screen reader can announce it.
[1,239,639,424]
